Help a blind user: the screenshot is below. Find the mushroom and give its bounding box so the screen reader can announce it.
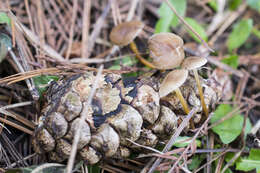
[181,56,208,117]
[109,21,156,68]
[159,69,190,114]
[159,69,195,129]
[148,33,185,69]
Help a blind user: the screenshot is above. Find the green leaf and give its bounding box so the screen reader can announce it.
[155,17,172,33]
[109,56,138,77]
[224,168,233,173]
[252,27,260,39]
[171,0,187,27]
[88,165,101,173]
[229,0,242,10]
[184,17,208,43]
[0,33,12,63]
[33,75,59,97]
[221,54,239,69]
[249,149,260,160]
[227,19,253,52]
[109,56,137,70]
[236,149,260,171]
[155,0,187,33]
[208,0,218,11]
[173,136,201,147]
[224,152,237,166]
[188,154,206,170]
[247,0,260,12]
[155,2,173,33]
[0,12,11,26]
[210,104,251,144]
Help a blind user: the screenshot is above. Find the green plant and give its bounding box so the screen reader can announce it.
[210,104,251,144]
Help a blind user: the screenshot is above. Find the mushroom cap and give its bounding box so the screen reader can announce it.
[109,21,144,46]
[181,56,207,70]
[159,69,188,98]
[148,33,185,69]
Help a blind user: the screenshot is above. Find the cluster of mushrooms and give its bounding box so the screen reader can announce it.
[32,21,217,165]
[110,21,209,125]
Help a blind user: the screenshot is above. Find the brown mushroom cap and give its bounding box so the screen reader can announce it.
[109,21,144,46]
[159,69,188,98]
[181,56,207,70]
[148,33,185,69]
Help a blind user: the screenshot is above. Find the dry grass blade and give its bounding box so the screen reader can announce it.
[127,139,164,154]
[209,2,247,45]
[0,117,33,135]
[151,153,179,161]
[88,3,111,55]
[7,11,65,62]
[81,0,91,58]
[6,110,34,129]
[0,68,60,84]
[0,65,133,86]
[0,101,35,129]
[0,101,32,110]
[65,0,78,59]
[0,109,18,118]
[36,0,46,67]
[206,56,244,78]
[168,112,214,173]
[0,122,11,134]
[126,0,139,21]
[69,56,122,64]
[194,150,229,173]
[100,164,127,173]
[1,132,29,167]
[8,153,37,168]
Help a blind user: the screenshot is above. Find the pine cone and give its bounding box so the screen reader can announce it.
[33,72,219,164]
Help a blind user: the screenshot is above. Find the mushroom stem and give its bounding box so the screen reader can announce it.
[193,69,209,117]
[175,88,195,129]
[175,88,189,114]
[129,42,156,69]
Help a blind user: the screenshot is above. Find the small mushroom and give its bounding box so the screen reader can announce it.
[148,33,185,69]
[109,21,156,68]
[159,69,189,113]
[159,69,195,128]
[181,56,208,117]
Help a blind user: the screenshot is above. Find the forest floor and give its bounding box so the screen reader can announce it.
[0,0,259,173]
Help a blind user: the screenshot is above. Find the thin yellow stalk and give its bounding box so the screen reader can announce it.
[193,69,209,117]
[175,88,195,129]
[175,88,190,114]
[129,42,157,69]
